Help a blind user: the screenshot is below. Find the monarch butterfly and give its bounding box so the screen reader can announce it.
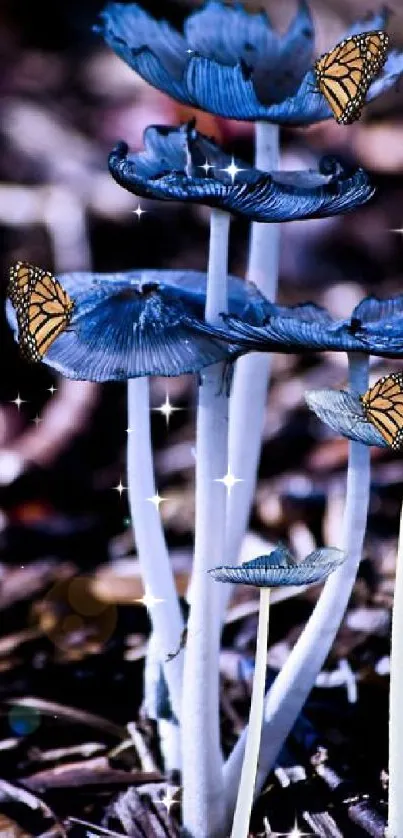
[314,31,389,124]
[8,261,38,305]
[360,372,403,451]
[8,262,75,362]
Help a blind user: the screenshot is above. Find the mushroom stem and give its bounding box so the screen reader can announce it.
[387,501,403,837]
[182,208,230,838]
[231,587,271,838]
[127,377,184,726]
[223,122,280,608]
[223,352,370,826]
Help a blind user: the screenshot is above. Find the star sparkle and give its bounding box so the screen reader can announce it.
[159,785,180,815]
[10,394,27,410]
[48,385,57,395]
[133,203,146,220]
[221,157,245,183]
[126,426,134,435]
[287,820,313,838]
[147,492,166,510]
[114,480,127,496]
[136,589,165,609]
[32,415,42,427]
[199,158,214,176]
[152,394,182,427]
[215,465,243,497]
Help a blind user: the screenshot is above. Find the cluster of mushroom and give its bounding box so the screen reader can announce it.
[6,1,403,837]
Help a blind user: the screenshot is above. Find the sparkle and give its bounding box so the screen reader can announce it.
[126,426,134,435]
[221,156,245,183]
[159,785,180,815]
[133,204,146,220]
[147,492,166,510]
[215,465,243,497]
[390,227,403,234]
[10,394,27,410]
[48,385,57,395]
[153,394,182,427]
[32,415,42,427]
[287,821,313,838]
[199,158,214,176]
[135,589,165,609]
[113,480,127,496]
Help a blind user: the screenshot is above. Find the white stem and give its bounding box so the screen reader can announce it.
[127,378,184,725]
[223,123,280,613]
[231,588,271,838]
[387,501,403,837]
[182,209,230,838]
[223,353,370,826]
[205,208,230,321]
[159,719,182,776]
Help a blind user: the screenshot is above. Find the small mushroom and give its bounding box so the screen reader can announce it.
[209,543,344,838]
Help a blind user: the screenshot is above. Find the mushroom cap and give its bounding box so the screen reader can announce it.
[108,125,374,222]
[209,544,345,587]
[6,268,267,381]
[186,292,403,358]
[305,388,387,448]
[96,2,402,124]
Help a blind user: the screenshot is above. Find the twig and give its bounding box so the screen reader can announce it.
[0,778,67,837]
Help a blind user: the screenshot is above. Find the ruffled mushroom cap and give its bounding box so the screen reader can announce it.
[6,269,267,381]
[187,292,403,359]
[108,123,374,223]
[209,543,344,587]
[96,2,403,124]
[305,388,387,447]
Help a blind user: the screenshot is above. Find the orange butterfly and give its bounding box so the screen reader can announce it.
[8,262,74,362]
[360,372,403,450]
[314,31,389,124]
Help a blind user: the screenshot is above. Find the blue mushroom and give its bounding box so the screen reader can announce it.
[108,122,374,223]
[6,268,268,381]
[305,387,387,448]
[209,541,344,838]
[97,2,403,124]
[209,543,345,587]
[188,290,403,358]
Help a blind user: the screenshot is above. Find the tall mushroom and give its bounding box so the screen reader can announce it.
[105,118,373,836]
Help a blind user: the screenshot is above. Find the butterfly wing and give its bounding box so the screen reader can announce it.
[360,372,403,449]
[8,262,38,305]
[11,265,75,362]
[314,31,389,124]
